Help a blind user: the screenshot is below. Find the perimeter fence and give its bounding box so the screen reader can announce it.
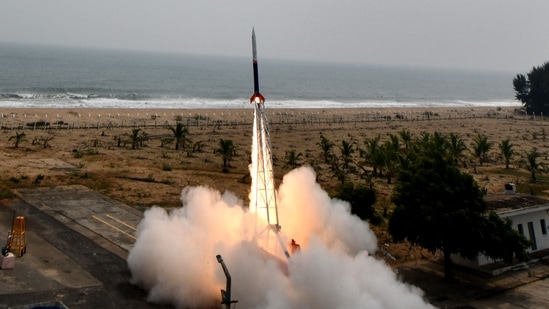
[0,109,545,131]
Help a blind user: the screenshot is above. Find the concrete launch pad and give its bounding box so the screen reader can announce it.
[15,185,142,255]
[0,185,163,308]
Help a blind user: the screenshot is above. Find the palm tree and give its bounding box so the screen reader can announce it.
[338,139,355,170]
[363,135,382,176]
[471,134,493,165]
[381,134,401,184]
[447,133,468,166]
[327,140,355,184]
[283,149,303,169]
[524,148,544,183]
[169,122,189,150]
[126,128,146,150]
[498,139,514,169]
[397,129,412,150]
[317,135,334,163]
[214,138,235,168]
[416,132,431,151]
[9,131,26,148]
[38,135,54,148]
[141,132,149,148]
[160,137,173,148]
[430,131,447,154]
[329,155,346,184]
[192,140,204,153]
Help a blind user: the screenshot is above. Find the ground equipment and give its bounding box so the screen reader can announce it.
[2,213,26,257]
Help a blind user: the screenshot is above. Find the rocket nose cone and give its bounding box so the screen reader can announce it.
[252,28,257,61]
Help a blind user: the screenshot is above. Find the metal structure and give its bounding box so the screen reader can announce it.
[249,29,290,259]
[216,254,238,309]
[2,214,27,257]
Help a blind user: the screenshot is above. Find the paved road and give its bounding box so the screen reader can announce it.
[398,256,549,308]
[467,277,549,308]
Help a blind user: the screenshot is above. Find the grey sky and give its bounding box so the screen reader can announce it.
[2,0,547,72]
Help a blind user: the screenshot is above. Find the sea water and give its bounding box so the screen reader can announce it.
[0,43,519,109]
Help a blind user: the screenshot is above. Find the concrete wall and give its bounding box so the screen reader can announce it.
[454,209,549,268]
[507,210,549,253]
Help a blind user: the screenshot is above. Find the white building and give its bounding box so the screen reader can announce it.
[454,190,549,275]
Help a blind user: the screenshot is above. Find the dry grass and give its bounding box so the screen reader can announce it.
[1,106,548,264]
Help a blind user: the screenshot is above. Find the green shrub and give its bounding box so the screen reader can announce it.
[334,182,380,225]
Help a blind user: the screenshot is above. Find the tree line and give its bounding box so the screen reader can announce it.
[311,130,546,186]
[308,130,540,280]
[514,61,549,115]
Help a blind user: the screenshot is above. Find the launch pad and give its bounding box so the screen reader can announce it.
[0,185,153,308]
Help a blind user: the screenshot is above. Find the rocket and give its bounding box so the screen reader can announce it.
[250,28,265,104]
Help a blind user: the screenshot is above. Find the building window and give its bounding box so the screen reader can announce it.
[541,219,547,235]
[528,221,538,250]
[518,223,524,235]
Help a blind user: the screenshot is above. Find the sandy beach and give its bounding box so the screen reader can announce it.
[1,105,546,260]
[0,106,541,198]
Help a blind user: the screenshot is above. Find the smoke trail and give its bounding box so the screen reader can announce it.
[127,167,434,308]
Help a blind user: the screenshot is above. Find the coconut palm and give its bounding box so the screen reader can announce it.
[317,135,334,164]
[38,135,54,148]
[329,156,346,184]
[362,135,382,176]
[192,140,204,153]
[214,138,235,168]
[139,132,149,148]
[430,131,448,154]
[498,139,514,169]
[447,133,468,166]
[471,134,493,165]
[338,139,355,170]
[283,149,303,170]
[126,128,148,150]
[327,140,355,184]
[9,131,26,148]
[381,134,401,184]
[397,129,413,150]
[524,148,545,183]
[169,122,189,150]
[416,132,431,151]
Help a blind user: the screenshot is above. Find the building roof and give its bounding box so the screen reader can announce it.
[485,193,549,217]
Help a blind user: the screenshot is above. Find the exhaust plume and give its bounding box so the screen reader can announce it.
[127,166,434,309]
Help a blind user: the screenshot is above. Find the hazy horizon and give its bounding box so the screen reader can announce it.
[0,40,524,75]
[1,1,548,73]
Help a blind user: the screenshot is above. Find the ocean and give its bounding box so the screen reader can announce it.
[0,43,520,110]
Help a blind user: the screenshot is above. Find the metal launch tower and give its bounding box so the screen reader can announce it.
[249,29,290,259]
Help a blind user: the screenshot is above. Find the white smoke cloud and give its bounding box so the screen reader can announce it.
[127,166,434,309]
[277,167,377,255]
